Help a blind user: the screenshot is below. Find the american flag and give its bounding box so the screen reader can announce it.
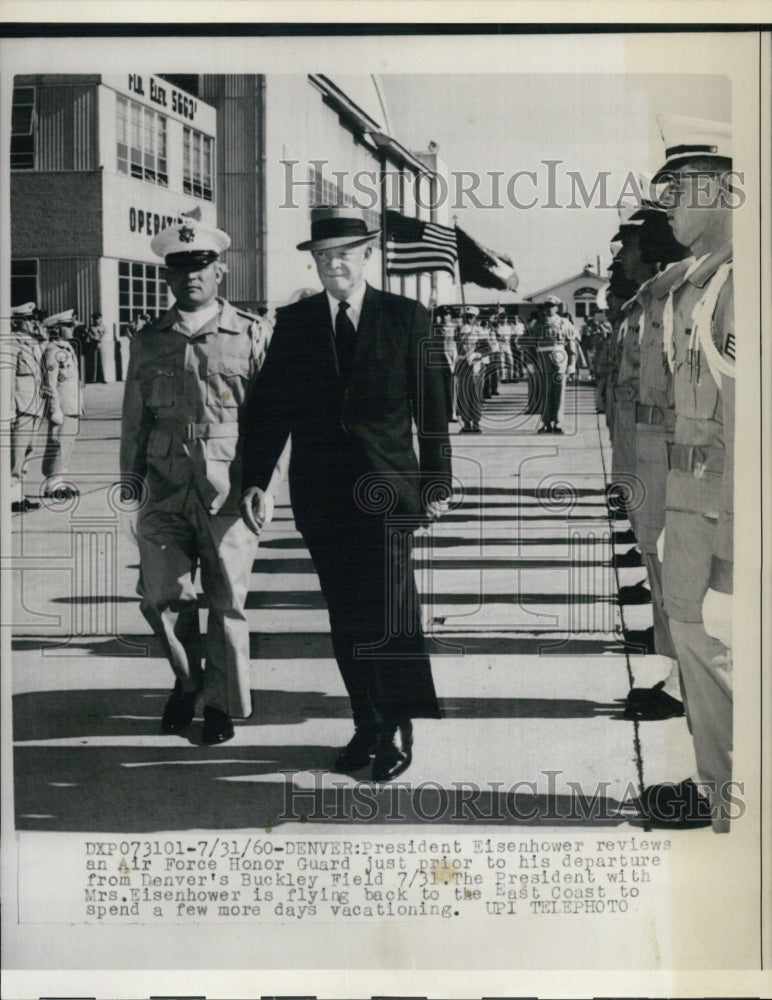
[385,210,458,277]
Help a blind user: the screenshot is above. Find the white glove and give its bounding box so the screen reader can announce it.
[656,528,666,564]
[702,588,733,648]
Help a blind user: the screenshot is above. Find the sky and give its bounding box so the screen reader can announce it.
[378,73,731,300]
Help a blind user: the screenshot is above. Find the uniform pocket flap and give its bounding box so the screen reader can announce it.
[207,354,250,378]
[147,429,172,458]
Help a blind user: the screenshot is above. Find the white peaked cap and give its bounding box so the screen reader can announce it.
[653,113,732,180]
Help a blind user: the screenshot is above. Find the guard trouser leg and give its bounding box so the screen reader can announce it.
[42,415,79,485]
[194,502,258,718]
[669,618,733,832]
[11,412,42,496]
[137,506,204,695]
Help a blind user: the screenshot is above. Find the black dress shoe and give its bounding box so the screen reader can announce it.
[639,778,713,828]
[372,722,413,782]
[161,681,199,734]
[623,626,656,654]
[618,580,652,604]
[202,706,234,744]
[624,681,685,720]
[11,498,41,513]
[334,728,379,771]
[614,546,643,568]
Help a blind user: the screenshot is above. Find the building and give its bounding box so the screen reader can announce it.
[524,265,609,322]
[11,73,218,333]
[10,73,447,328]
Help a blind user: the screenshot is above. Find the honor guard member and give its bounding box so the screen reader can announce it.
[622,210,692,713]
[533,295,576,433]
[120,219,282,745]
[640,115,735,830]
[41,316,82,498]
[9,302,46,513]
[607,204,652,520]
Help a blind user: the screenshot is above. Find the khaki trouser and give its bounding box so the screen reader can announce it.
[137,492,258,718]
[670,618,733,833]
[11,412,43,500]
[42,415,79,486]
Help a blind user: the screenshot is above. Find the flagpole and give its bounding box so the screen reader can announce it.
[380,153,389,292]
[453,215,466,313]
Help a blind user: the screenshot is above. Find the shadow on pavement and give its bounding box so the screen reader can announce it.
[14,738,638,832]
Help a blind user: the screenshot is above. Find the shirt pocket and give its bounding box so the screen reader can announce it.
[206,354,250,408]
[142,367,175,409]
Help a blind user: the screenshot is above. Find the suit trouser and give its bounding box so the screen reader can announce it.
[304,518,441,730]
[11,412,42,500]
[42,415,79,483]
[137,492,258,718]
[669,619,733,832]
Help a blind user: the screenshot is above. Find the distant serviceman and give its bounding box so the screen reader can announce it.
[533,295,576,433]
[120,219,283,745]
[9,302,46,513]
[41,317,82,499]
[81,311,106,383]
[640,115,735,831]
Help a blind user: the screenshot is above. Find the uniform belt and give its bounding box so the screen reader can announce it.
[666,441,724,474]
[536,343,566,352]
[154,418,241,441]
[635,403,668,426]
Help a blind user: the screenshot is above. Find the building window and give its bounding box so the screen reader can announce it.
[11,87,35,170]
[116,96,168,187]
[183,127,213,201]
[118,260,169,328]
[11,259,38,306]
[573,286,600,320]
[308,165,380,232]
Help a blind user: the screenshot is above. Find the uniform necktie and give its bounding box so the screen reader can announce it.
[335,299,357,383]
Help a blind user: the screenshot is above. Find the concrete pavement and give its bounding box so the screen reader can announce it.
[9,376,699,832]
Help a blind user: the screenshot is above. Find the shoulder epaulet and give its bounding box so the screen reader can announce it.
[235,308,261,325]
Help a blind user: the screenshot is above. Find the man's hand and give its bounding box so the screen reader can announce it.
[49,403,64,426]
[240,486,274,535]
[702,588,733,649]
[656,528,666,564]
[425,498,450,523]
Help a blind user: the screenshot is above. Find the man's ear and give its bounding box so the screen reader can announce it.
[363,244,373,261]
[214,263,225,285]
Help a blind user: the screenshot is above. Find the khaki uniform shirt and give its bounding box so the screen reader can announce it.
[13,331,44,416]
[664,244,734,617]
[120,298,267,515]
[42,340,81,416]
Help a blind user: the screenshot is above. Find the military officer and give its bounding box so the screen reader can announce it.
[533,295,576,433]
[640,115,735,831]
[620,209,692,717]
[41,317,82,498]
[9,302,46,513]
[120,219,283,745]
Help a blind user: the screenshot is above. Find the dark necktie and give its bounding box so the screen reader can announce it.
[335,299,357,383]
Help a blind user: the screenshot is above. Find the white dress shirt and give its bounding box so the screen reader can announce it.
[325,281,367,332]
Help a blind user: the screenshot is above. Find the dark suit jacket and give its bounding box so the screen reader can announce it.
[241,284,451,535]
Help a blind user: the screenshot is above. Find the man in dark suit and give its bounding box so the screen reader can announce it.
[240,206,452,781]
